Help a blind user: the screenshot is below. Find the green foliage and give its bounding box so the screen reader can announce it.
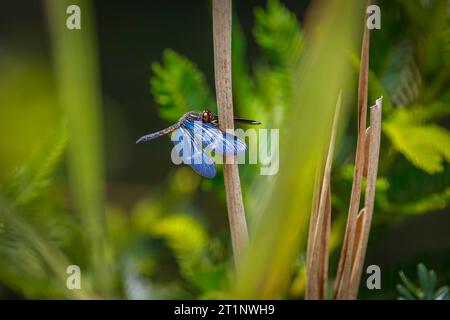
[0,124,75,244]
[397,264,449,300]
[232,18,261,122]
[147,1,312,299]
[252,0,304,125]
[150,214,210,276]
[105,193,228,299]
[0,122,70,242]
[151,49,216,122]
[365,0,450,179]
[1,0,448,301]
[399,0,449,75]
[381,41,421,107]
[384,104,450,174]
[234,0,365,298]
[2,122,68,205]
[150,0,304,128]
[352,0,450,218]
[253,0,303,68]
[150,213,227,295]
[0,59,60,178]
[0,122,87,299]
[48,0,115,297]
[147,0,450,299]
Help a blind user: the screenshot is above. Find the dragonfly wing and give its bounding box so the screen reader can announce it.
[183,119,247,156]
[182,119,215,148]
[171,126,216,178]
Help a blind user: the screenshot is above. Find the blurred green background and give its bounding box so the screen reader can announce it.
[0,0,449,299]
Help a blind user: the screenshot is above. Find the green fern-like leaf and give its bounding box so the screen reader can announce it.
[253,0,303,68]
[384,105,450,174]
[150,49,215,122]
[2,122,68,205]
[384,187,450,215]
[0,122,75,247]
[0,122,83,298]
[381,41,421,107]
[385,124,450,173]
[387,103,450,124]
[0,195,81,299]
[251,0,304,126]
[149,213,210,277]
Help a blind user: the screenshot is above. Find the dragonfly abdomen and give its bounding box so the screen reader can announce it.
[136,123,180,144]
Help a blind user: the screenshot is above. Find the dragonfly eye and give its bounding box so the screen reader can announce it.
[202,110,213,123]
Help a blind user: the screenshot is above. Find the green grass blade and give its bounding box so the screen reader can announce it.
[45,0,113,297]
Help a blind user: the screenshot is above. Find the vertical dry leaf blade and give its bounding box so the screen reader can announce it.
[334,21,371,300]
[348,97,382,298]
[306,92,342,299]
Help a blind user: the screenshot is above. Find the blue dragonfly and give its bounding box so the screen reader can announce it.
[136,109,260,178]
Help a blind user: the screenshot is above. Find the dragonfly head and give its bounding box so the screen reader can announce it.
[202,109,213,123]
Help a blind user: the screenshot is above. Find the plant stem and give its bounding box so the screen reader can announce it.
[212,0,248,266]
[334,18,371,300]
[348,97,382,298]
[306,91,342,299]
